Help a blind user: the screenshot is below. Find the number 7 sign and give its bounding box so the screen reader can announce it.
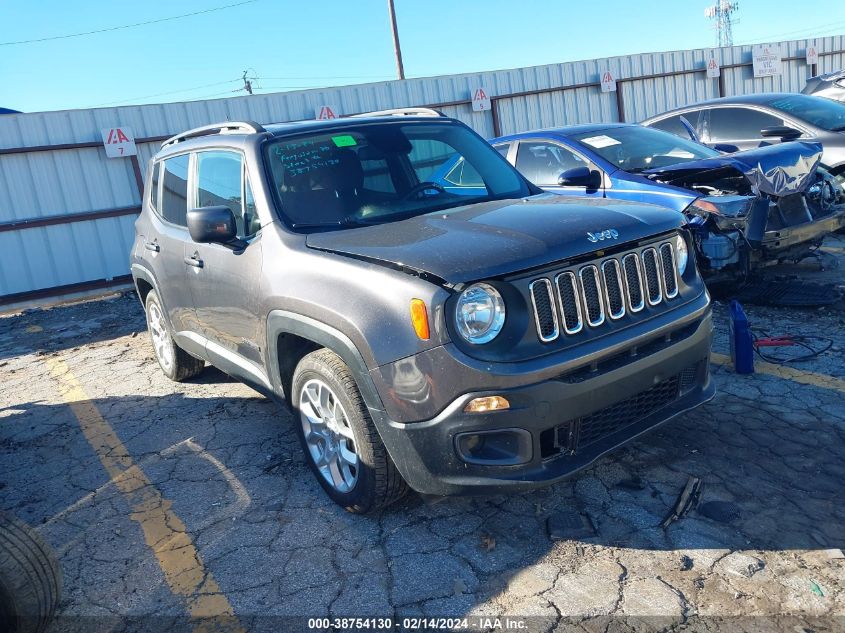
[101,126,137,158]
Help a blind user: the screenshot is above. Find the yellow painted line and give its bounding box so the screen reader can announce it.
[711,352,845,393]
[47,356,243,632]
[820,245,844,254]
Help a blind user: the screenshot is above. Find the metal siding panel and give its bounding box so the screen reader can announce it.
[2,35,844,300]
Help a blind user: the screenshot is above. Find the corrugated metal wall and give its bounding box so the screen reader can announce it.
[1,35,843,303]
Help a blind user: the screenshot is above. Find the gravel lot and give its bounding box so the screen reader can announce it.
[1,237,844,632]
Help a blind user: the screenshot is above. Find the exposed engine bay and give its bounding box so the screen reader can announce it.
[644,142,845,283]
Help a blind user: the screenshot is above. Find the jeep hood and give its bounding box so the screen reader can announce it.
[643,141,823,197]
[305,195,683,284]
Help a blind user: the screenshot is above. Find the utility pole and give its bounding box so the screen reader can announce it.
[704,1,739,48]
[387,0,405,80]
[242,70,254,95]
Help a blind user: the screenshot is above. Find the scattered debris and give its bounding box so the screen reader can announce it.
[810,580,825,597]
[698,500,742,523]
[547,509,596,540]
[452,578,468,595]
[616,476,646,491]
[479,533,497,552]
[824,548,845,560]
[680,555,694,571]
[660,476,703,528]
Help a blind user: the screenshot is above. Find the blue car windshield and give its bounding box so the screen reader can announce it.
[569,126,720,173]
[264,121,533,230]
[766,94,845,131]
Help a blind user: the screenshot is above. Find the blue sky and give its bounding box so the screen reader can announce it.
[1,0,844,113]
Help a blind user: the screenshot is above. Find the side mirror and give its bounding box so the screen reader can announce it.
[712,143,740,153]
[760,125,802,140]
[187,206,245,249]
[558,166,602,189]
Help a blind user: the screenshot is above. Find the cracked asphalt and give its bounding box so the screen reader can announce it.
[1,236,844,632]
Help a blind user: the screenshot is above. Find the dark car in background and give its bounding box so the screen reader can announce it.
[803,70,845,104]
[641,93,845,182]
[488,124,845,283]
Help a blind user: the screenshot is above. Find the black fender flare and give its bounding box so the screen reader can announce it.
[130,263,161,305]
[265,310,385,413]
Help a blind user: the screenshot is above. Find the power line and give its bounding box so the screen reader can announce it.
[88,78,243,107]
[737,22,845,46]
[0,0,257,46]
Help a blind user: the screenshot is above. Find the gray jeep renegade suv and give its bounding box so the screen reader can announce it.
[131,109,715,513]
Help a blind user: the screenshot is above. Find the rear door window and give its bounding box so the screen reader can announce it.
[515,141,589,186]
[705,107,784,142]
[161,154,190,226]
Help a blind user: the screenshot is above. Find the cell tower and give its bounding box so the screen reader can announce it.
[704,1,739,48]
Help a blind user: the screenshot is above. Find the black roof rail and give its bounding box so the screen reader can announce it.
[160,121,266,148]
[349,107,446,118]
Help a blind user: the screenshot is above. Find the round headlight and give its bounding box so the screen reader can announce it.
[675,234,689,276]
[455,283,506,344]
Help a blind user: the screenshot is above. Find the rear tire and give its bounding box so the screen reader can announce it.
[291,348,408,513]
[144,290,204,382]
[0,513,62,633]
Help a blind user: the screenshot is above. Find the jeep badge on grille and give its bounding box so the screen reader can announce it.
[587,229,619,243]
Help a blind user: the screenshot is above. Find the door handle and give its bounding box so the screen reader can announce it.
[184,254,204,268]
[144,241,160,252]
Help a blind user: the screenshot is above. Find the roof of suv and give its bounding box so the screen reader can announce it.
[155,113,455,158]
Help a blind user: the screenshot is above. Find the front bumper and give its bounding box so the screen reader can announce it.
[761,207,845,254]
[371,308,714,496]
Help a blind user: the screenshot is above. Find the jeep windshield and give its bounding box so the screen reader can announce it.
[569,126,720,173]
[264,120,535,230]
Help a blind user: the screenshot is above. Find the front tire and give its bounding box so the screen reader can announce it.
[292,349,408,513]
[144,290,204,382]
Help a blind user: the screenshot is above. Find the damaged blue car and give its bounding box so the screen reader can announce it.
[486,124,845,283]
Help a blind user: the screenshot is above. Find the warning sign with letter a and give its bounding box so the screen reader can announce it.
[315,105,340,120]
[101,126,137,158]
[600,71,616,93]
[471,87,491,112]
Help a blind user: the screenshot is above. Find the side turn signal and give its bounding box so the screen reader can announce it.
[410,299,430,340]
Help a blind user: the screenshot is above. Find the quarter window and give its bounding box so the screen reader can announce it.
[705,107,784,142]
[649,113,700,139]
[493,143,510,158]
[515,141,588,186]
[149,161,160,211]
[161,154,190,226]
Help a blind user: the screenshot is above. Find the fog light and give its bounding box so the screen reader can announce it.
[464,395,510,413]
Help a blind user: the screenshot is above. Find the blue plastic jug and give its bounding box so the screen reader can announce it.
[729,300,754,374]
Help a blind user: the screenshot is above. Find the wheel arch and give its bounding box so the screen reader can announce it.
[266,310,385,413]
[131,263,160,307]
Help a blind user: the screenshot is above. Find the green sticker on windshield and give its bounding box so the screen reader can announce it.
[332,135,357,147]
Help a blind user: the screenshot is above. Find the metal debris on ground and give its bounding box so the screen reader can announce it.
[680,555,694,571]
[660,476,704,528]
[546,509,596,540]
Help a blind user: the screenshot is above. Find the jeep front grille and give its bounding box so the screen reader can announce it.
[528,238,682,343]
[529,278,558,342]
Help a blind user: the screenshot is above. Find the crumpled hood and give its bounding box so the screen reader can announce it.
[306,195,683,284]
[644,141,823,197]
